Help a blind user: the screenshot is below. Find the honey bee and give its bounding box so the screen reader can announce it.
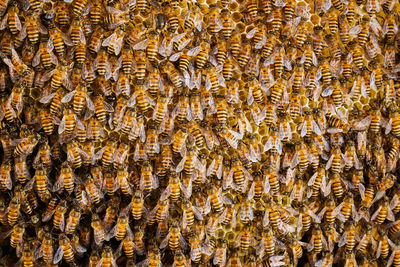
[140,161,158,192]
[88,216,104,247]
[101,201,118,232]
[106,213,131,242]
[85,177,102,205]
[68,17,83,47]
[2,48,32,82]
[129,190,144,221]
[53,162,74,194]
[51,237,73,265]
[65,141,83,168]
[20,244,34,267]
[159,173,183,202]
[40,232,54,264]
[102,171,117,196]
[130,115,146,143]
[70,0,88,17]
[234,40,251,70]
[224,156,250,192]
[119,108,136,136]
[97,140,118,168]
[13,133,39,157]
[32,39,58,69]
[54,0,69,26]
[159,220,185,251]
[32,141,52,170]
[0,31,13,57]
[147,198,169,225]
[88,251,101,267]
[116,73,131,96]
[65,206,81,235]
[371,196,395,224]
[0,161,11,191]
[116,167,132,196]
[213,239,227,266]
[87,26,104,54]
[119,47,134,75]
[13,156,29,186]
[52,200,67,231]
[112,96,130,128]
[48,24,70,56]
[204,186,224,214]
[8,222,24,248]
[385,105,400,138]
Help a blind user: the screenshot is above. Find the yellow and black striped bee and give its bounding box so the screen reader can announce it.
[72,0,88,17]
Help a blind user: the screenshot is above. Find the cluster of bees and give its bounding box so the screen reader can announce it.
[0,0,399,265]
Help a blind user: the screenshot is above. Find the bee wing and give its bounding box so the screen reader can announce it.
[373,190,386,204]
[321,175,331,196]
[203,129,218,150]
[114,36,124,56]
[352,116,371,131]
[53,246,64,264]
[176,155,186,173]
[0,228,12,240]
[300,121,308,137]
[160,233,170,249]
[247,182,256,201]
[247,86,254,105]
[312,120,322,135]
[370,206,382,221]
[76,117,85,130]
[187,45,201,57]
[246,27,258,39]
[73,242,87,254]
[384,50,395,68]
[178,38,192,51]
[105,225,117,241]
[290,153,299,169]
[32,48,42,67]
[325,154,334,170]
[194,156,206,173]
[225,130,239,149]
[223,169,234,190]
[0,14,8,30]
[387,207,395,221]
[338,232,347,247]
[349,25,362,37]
[53,174,64,192]
[249,144,261,162]
[390,195,399,210]
[193,70,202,90]
[307,172,318,186]
[158,38,168,57]
[103,101,114,112]
[102,32,116,47]
[61,90,75,103]
[58,116,66,134]
[321,86,332,97]
[94,147,106,161]
[191,205,203,221]
[264,136,273,152]
[59,213,65,232]
[274,0,287,7]
[269,256,285,267]
[385,118,392,135]
[169,52,181,62]
[85,95,95,112]
[13,12,22,31]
